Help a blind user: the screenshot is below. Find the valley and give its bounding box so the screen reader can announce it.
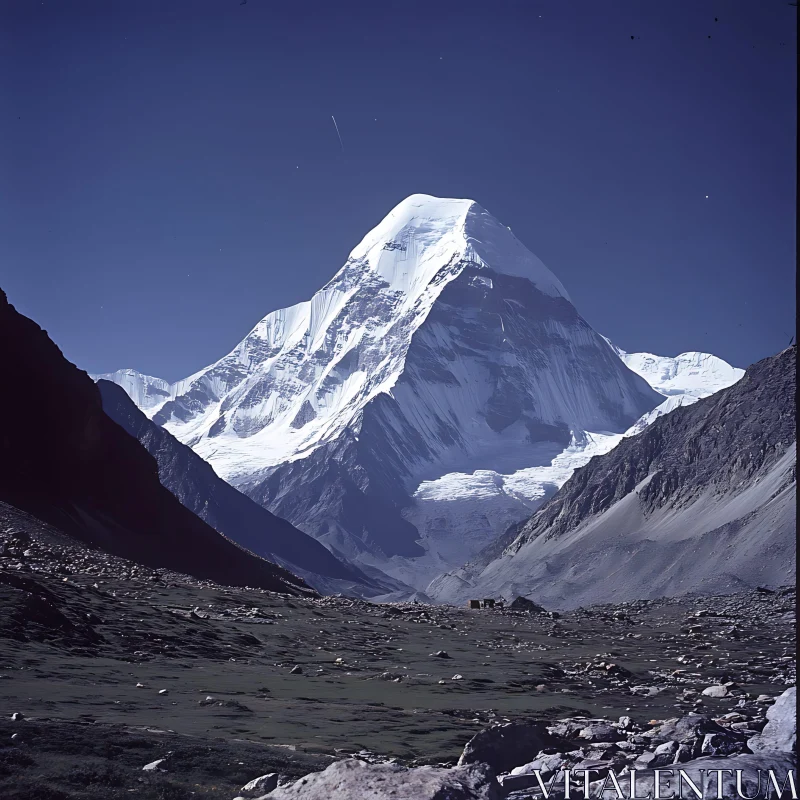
[0,504,795,798]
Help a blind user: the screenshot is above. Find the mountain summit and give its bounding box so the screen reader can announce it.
[100,195,664,588]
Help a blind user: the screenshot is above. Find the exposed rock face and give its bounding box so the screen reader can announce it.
[266,758,502,800]
[97,380,381,597]
[431,346,796,608]
[749,687,797,754]
[516,346,795,544]
[0,289,310,594]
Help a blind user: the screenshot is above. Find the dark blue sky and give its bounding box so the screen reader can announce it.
[2,0,795,380]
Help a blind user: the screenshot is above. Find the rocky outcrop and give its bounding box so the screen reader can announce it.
[587,753,797,799]
[458,721,555,774]
[244,692,797,799]
[509,596,548,613]
[514,346,796,547]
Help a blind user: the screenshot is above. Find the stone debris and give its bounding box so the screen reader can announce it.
[509,596,547,614]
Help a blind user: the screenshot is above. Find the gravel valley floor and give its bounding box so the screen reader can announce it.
[0,504,795,799]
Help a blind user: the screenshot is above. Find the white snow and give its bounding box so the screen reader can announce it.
[90,369,175,416]
[614,347,744,438]
[623,394,699,437]
[617,349,744,398]
[149,194,575,484]
[364,431,626,589]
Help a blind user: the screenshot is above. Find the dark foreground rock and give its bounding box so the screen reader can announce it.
[0,289,311,595]
[266,758,502,799]
[458,722,555,774]
[509,596,548,614]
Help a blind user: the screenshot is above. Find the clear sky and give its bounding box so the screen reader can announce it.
[2,0,796,381]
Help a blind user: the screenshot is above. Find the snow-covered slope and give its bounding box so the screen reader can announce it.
[90,369,176,416]
[616,349,744,398]
[97,379,386,598]
[99,195,666,588]
[151,197,581,478]
[410,346,744,590]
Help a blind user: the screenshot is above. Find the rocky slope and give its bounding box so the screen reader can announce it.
[97,379,388,597]
[0,288,310,594]
[429,346,796,607]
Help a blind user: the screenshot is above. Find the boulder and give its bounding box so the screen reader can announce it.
[701,732,747,757]
[748,687,797,754]
[647,714,740,752]
[459,721,555,774]
[509,752,566,777]
[578,722,618,743]
[241,773,280,797]
[509,596,547,613]
[265,759,502,800]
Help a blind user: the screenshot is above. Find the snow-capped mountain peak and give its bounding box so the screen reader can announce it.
[605,346,745,438]
[347,195,570,301]
[147,195,588,486]
[105,195,744,592]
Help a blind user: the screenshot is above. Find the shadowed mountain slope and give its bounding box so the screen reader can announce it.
[97,380,382,596]
[0,288,311,594]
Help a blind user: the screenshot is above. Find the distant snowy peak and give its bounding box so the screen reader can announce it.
[90,368,174,415]
[616,350,744,398]
[599,344,745,439]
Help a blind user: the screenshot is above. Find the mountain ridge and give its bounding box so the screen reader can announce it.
[0,288,312,595]
[97,380,386,596]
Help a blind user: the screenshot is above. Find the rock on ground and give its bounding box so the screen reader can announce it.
[241,773,280,796]
[458,721,555,774]
[264,758,502,800]
[749,687,797,754]
[509,596,547,613]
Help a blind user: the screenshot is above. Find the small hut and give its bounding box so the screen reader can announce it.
[482,598,495,609]
[467,599,481,609]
